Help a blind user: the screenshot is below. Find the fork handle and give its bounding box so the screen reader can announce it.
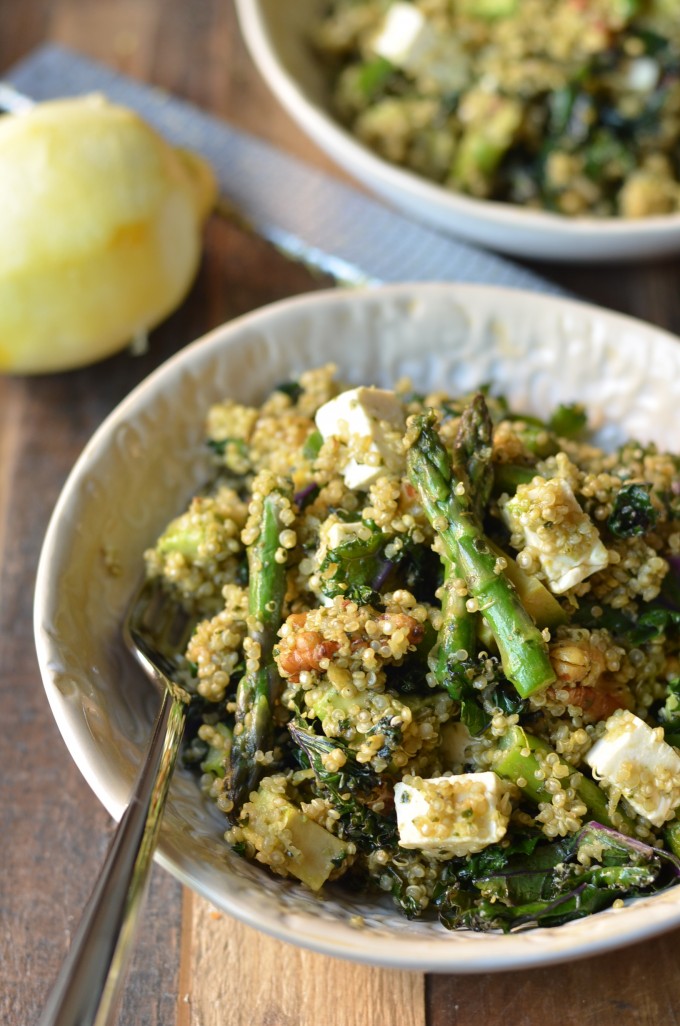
[38,690,186,1026]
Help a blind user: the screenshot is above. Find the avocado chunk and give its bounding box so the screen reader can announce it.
[489,542,568,629]
[240,777,350,890]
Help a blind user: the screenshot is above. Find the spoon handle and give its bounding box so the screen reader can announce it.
[38,690,186,1026]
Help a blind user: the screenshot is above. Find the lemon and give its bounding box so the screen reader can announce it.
[0,94,217,374]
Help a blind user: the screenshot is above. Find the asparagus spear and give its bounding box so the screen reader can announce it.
[492,462,536,496]
[430,396,494,694]
[407,411,555,698]
[429,556,477,698]
[226,483,292,813]
[493,725,636,834]
[452,393,494,521]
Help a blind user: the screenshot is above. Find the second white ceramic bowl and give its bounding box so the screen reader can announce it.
[235,0,680,263]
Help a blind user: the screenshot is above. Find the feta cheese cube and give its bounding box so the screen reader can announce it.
[585,710,680,827]
[502,476,609,594]
[372,3,430,66]
[343,459,384,491]
[394,772,511,856]
[326,520,362,551]
[371,2,469,91]
[315,386,405,490]
[626,57,659,93]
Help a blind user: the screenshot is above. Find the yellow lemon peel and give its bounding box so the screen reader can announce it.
[0,94,217,374]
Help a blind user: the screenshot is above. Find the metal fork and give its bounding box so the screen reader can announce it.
[38,579,195,1026]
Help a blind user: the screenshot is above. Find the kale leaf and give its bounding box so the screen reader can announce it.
[289,721,399,853]
[275,380,303,403]
[608,483,657,538]
[573,601,680,646]
[435,822,680,933]
[318,519,431,606]
[318,518,386,605]
[548,402,587,439]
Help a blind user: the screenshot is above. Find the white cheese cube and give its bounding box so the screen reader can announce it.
[326,520,362,551]
[342,459,384,491]
[502,476,609,594]
[315,385,404,444]
[372,3,430,66]
[626,57,659,93]
[315,386,405,491]
[585,710,680,827]
[394,772,511,857]
[371,2,469,91]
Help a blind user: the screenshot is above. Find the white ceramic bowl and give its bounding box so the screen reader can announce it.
[35,283,680,972]
[235,0,680,263]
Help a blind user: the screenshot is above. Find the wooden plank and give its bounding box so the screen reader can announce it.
[49,0,163,78]
[0,0,53,68]
[428,930,680,1026]
[179,892,426,1026]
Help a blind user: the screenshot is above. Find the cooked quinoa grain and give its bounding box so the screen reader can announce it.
[145,366,680,933]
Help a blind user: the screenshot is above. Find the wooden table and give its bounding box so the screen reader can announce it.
[3,2,680,1024]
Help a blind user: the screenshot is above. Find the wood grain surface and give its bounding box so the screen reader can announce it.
[2,2,680,1025]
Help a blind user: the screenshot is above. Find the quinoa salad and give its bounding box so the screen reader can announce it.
[143,365,680,932]
[311,0,680,218]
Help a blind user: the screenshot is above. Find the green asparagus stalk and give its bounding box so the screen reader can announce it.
[430,396,494,693]
[429,556,477,698]
[452,392,494,520]
[226,484,292,813]
[494,725,636,833]
[407,411,555,698]
[663,818,680,859]
[492,462,536,496]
